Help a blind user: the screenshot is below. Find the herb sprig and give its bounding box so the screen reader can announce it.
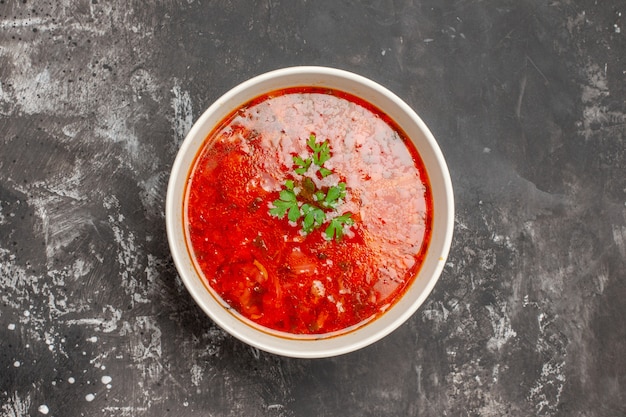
[269,134,354,241]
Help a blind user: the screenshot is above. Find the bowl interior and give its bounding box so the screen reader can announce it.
[166,66,454,358]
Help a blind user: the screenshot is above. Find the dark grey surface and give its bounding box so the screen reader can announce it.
[1,0,625,416]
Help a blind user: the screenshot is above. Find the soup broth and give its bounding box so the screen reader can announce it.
[185,87,432,335]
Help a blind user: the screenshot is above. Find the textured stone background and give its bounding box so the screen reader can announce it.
[1,0,625,416]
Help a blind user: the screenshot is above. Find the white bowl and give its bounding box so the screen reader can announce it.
[166,66,454,358]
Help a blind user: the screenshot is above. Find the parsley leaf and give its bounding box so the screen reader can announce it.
[279,189,296,202]
[269,199,293,218]
[301,204,326,234]
[288,204,302,222]
[269,189,300,221]
[324,183,346,208]
[293,155,311,174]
[324,213,354,241]
[319,167,333,177]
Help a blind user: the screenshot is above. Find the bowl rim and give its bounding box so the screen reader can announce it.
[166,66,454,358]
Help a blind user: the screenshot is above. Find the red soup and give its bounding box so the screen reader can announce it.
[185,87,433,336]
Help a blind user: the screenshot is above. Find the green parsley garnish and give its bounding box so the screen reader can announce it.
[269,134,354,241]
[325,213,354,241]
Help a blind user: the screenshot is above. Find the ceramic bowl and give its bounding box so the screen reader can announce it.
[165,66,454,358]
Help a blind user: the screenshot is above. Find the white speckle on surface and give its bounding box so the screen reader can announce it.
[101,375,112,384]
[594,263,609,294]
[2,392,31,416]
[492,364,500,383]
[612,225,626,258]
[579,62,626,140]
[64,305,122,333]
[130,68,161,103]
[529,360,566,414]
[13,360,20,367]
[95,108,141,160]
[23,310,30,317]
[190,364,203,387]
[85,393,95,402]
[37,404,49,415]
[485,303,517,351]
[172,82,194,148]
[183,401,189,407]
[483,147,491,153]
[8,323,15,330]
[522,296,540,310]
[87,336,98,343]
[61,121,81,138]
[68,377,75,384]
[108,219,149,306]
[422,300,450,325]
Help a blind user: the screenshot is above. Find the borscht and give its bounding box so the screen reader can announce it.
[184,87,433,336]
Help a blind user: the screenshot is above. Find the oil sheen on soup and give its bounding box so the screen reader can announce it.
[185,87,432,336]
